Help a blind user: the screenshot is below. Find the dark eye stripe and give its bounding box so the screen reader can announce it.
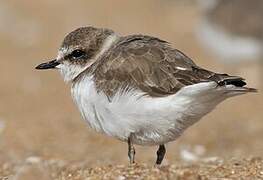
[71,49,86,59]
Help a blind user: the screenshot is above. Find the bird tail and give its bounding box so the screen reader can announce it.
[191,67,257,93]
[213,74,258,93]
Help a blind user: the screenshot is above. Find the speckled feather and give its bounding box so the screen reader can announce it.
[74,33,248,98]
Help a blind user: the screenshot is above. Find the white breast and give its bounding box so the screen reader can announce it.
[71,76,238,146]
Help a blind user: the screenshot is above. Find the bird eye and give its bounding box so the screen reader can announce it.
[71,49,86,59]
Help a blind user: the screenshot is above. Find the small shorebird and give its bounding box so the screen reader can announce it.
[36,27,256,165]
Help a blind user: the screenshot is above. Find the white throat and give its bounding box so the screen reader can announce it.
[57,34,119,82]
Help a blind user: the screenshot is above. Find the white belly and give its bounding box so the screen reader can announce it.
[71,76,236,146]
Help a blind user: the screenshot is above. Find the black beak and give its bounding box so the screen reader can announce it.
[35,59,60,70]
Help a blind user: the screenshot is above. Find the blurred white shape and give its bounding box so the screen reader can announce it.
[180,148,199,162]
[202,156,222,163]
[196,0,263,63]
[13,161,51,180]
[25,156,42,164]
[196,20,262,63]
[117,176,126,180]
[180,145,224,164]
[180,145,206,162]
[0,2,42,47]
[46,159,66,167]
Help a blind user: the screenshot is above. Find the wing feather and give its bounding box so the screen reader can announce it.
[92,35,247,98]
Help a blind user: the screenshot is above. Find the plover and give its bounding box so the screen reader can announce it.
[36,27,256,165]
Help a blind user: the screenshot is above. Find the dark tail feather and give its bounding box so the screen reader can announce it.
[217,75,246,87]
[191,67,257,93]
[215,74,257,93]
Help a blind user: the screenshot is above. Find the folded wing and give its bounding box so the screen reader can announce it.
[93,35,256,98]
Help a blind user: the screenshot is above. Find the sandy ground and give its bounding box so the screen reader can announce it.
[1,157,263,179]
[0,0,262,179]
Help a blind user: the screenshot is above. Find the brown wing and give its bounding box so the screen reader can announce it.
[93,35,246,98]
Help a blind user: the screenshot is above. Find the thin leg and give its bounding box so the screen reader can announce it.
[128,135,135,164]
[156,144,166,165]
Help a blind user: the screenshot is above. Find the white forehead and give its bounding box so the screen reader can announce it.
[55,34,120,82]
[57,46,79,60]
[57,45,83,60]
[57,47,68,60]
[56,33,119,61]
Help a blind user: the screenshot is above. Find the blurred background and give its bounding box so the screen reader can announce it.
[0,0,262,166]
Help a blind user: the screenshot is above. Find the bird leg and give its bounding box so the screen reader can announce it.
[156,144,166,165]
[128,135,136,164]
